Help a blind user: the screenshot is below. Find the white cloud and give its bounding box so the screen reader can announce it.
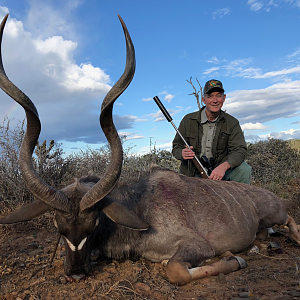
[212,8,230,19]
[237,67,262,78]
[151,111,166,122]
[0,8,115,145]
[142,97,153,102]
[118,131,144,140]
[5,17,25,38]
[24,1,82,40]
[0,6,8,14]
[268,128,300,139]
[159,91,168,95]
[164,94,174,103]
[203,54,300,79]
[223,58,253,75]
[203,67,219,75]
[224,79,300,125]
[155,142,172,151]
[244,134,264,142]
[241,122,269,130]
[286,0,300,8]
[248,0,300,12]
[207,56,227,64]
[250,1,264,11]
[288,48,300,58]
[34,36,77,60]
[138,145,152,155]
[150,107,181,122]
[121,115,148,122]
[32,36,111,92]
[268,0,278,7]
[203,58,258,77]
[61,63,111,91]
[157,91,175,103]
[135,118,148,122]
[252,65,300,79]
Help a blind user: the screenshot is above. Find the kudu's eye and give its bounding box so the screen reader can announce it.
[95,217,99,228]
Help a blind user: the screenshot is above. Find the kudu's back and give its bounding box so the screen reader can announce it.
[104,168,287,261]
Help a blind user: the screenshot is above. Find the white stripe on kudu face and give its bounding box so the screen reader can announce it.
[78,237,87,250]
[65,237,87,252]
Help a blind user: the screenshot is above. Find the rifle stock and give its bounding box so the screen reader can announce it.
[192,157,209,179]
[153,96,209,179]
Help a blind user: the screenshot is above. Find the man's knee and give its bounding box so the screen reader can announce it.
[224,162,252,184]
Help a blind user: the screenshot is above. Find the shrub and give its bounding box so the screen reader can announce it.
[0,118,29,206]
[0,115,299,208]
[246,138,300,191]
[119,145,180,186]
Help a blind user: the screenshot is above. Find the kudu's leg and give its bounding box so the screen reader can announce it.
[285,215,300,244]
[166,241,247,285]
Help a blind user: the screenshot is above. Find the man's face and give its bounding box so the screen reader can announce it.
[202,91,226,114]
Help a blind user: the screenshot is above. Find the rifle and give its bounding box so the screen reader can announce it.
[153,96,209,179]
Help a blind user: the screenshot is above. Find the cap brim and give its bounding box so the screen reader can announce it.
[204,87,224,94]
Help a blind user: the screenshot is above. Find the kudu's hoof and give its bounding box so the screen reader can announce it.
[230,256,247,269]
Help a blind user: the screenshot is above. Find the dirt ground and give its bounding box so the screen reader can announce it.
[1,217,300,300]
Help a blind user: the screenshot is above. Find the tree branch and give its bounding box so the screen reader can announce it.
[186,77,203,110]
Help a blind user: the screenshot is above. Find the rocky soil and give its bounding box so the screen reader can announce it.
[1,219,300,300]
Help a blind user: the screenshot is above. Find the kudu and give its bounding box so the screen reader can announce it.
[0,14,300,286]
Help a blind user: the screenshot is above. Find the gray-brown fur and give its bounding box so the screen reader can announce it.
[101,167,287,262]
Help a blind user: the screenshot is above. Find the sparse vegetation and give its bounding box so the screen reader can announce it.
[0,117,299,208]
[0,117,29,207]
[290,139,300,153]
[246,138,300,195]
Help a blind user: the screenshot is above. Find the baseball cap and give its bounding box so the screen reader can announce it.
[203,79,224,94]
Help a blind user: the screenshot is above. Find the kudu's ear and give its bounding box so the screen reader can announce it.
[101,197,149,230]
[0,200,52,224]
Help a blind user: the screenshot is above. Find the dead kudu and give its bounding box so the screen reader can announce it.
[1,14,300,286]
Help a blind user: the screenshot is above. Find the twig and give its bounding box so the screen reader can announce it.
[49,234,61,267]
[102,280,144,299]
[186,77,203,110]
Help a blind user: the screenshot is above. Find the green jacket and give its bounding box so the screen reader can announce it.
[172,107,247,177]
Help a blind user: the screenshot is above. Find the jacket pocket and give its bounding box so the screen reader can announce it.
[217,131,230,150]
[186,131,198,150]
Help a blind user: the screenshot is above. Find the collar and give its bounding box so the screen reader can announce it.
[190,106,225,122]
[200,107,220,124]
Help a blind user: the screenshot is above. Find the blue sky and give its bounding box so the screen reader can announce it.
[0,0,300,155]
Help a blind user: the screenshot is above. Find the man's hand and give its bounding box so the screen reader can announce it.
[209,162,230,180]
[182,146,195,160]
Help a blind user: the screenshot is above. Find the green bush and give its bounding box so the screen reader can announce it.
[246,138,300,190]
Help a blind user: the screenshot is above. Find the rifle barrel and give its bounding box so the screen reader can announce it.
[153,96,209,178]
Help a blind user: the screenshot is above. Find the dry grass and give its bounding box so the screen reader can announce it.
[290,139,300,153]
[0,117,299,209]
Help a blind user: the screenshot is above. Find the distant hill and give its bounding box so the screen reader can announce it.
[289,139,300,152]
